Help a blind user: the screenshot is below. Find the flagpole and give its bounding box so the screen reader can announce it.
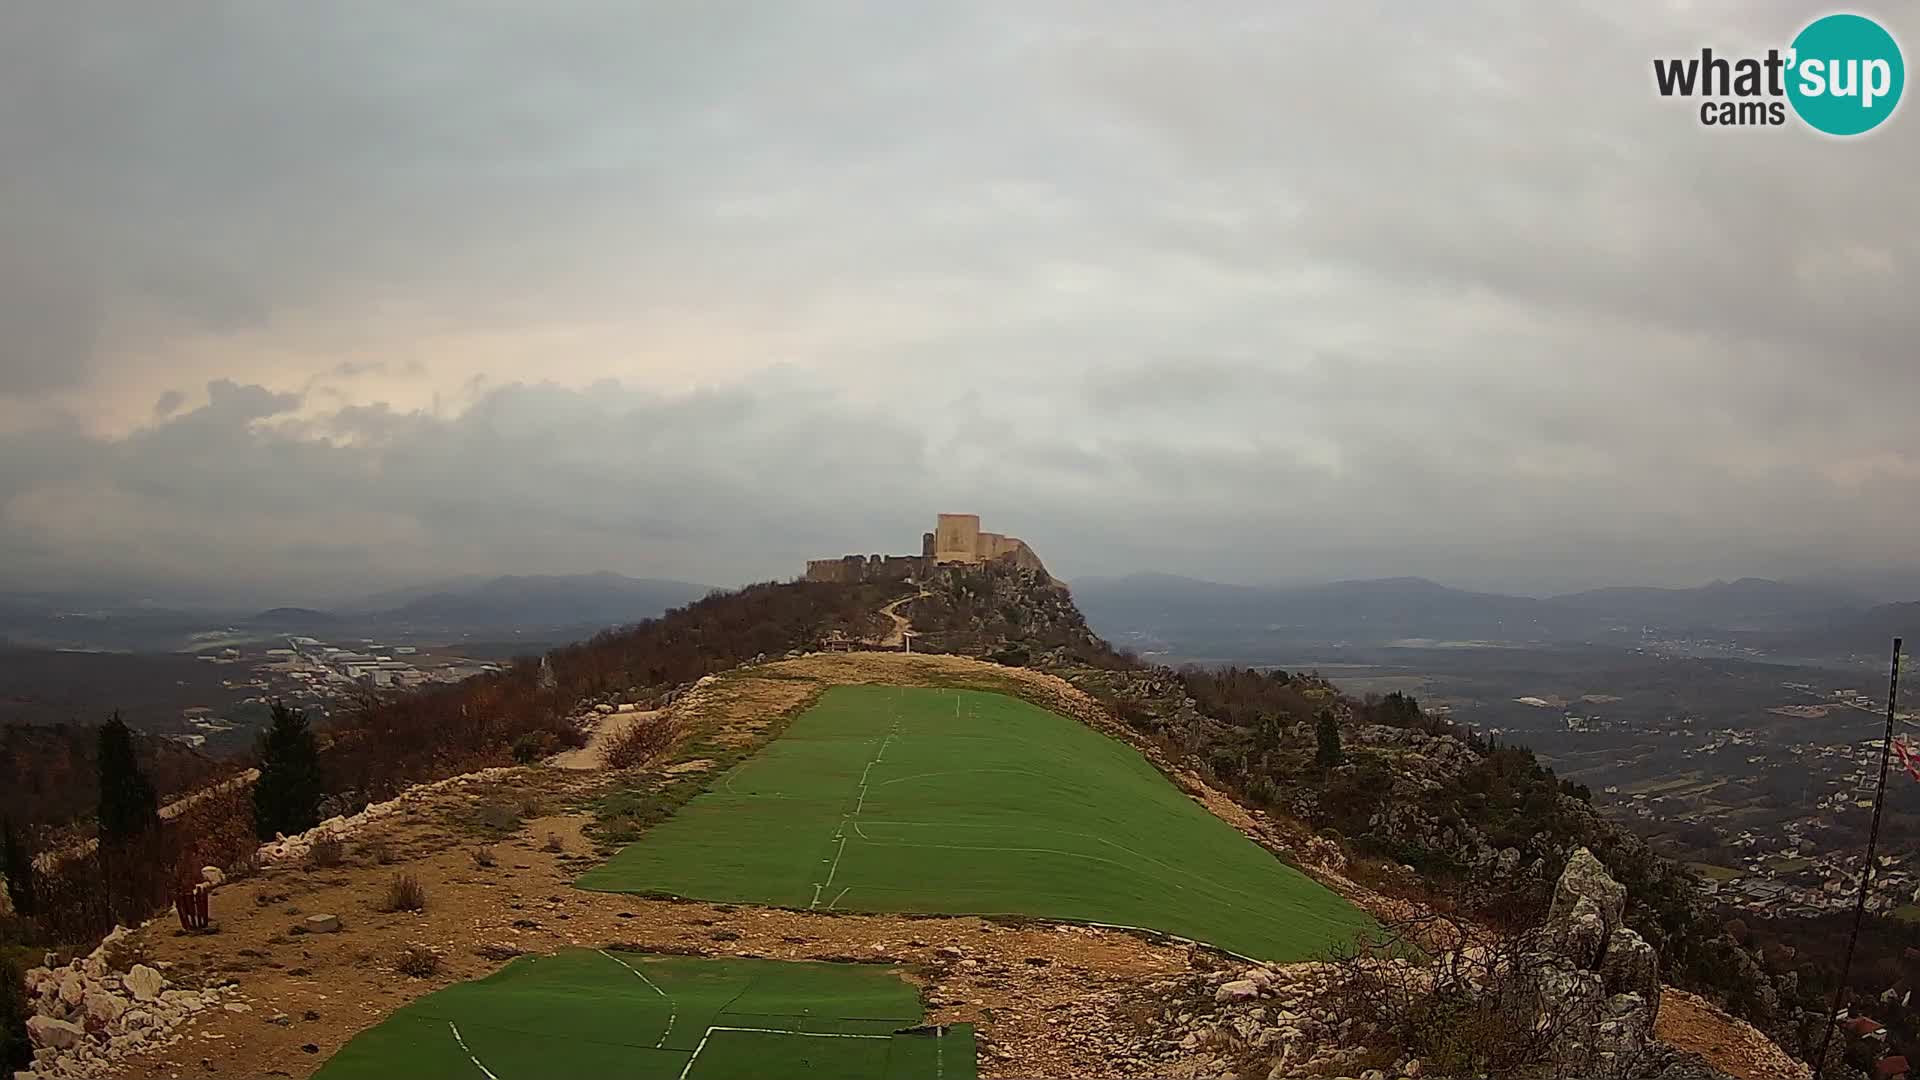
[1813,637,1903,1080]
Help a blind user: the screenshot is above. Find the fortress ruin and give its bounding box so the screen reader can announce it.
[803,513,1047,583]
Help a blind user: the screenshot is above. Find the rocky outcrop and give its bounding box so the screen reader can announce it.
[18,926,241,1079]
[1522,848,1718,1079]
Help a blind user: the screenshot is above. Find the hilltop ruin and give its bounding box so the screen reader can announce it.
[803,512,1048,583]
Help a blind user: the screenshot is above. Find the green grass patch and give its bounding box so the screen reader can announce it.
[579,685,1372,961]
[315,950,972,1080]
[1893,905,1920,924]
[1688,862,1743,883]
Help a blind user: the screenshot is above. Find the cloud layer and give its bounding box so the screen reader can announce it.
[2,2,1916,602]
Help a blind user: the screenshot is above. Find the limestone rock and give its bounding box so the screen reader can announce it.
[1214,979,1260,1003]
[25,1017,81,1051]
[122,964,164,1002]
[304,913,342,934]
[1549,847,1626,930]
[201,865,225,888]
[1602,927,1662,1010]
[82,991,125,1024]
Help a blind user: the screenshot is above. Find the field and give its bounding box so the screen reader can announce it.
[315,951,973,1080]
[579,685,1370,960]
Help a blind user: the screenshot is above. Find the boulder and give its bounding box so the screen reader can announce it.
[122,965,164,1002]
[56,974,84,1008]
[1214,979,1260,1003]
[82,991,125,1024]
[304,913,342,934]
[201,865,226,888]
[1601,927,1662,1010]
[24,1017,81,1051]
[1549,847,1626,931]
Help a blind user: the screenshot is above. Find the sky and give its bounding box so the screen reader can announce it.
[2,2,1917,605]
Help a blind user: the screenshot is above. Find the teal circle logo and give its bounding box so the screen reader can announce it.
[1787,13,1904,135]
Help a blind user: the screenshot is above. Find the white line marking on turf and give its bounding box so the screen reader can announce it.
[809,704,903,908]
[676,1026,892,1080]
[448,1021,501,1080]
[597,949,677,1049]
[828,886,851,909]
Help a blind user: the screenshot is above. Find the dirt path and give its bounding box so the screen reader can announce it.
[546,708,662,770]
[876,590,924,648]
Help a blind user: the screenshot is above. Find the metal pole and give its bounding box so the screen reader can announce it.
[1813,637,1903,1080]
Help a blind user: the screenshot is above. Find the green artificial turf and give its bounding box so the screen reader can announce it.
[315,951,973,1080]
[578,685,1371,961]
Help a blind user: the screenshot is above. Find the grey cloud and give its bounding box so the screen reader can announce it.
[1,2,1917,600]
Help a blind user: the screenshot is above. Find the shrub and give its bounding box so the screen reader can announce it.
[379,873,426,913]
[362,839,395,865]
[305,833,345,869]
[97,712,159,845]
[0,957,28,1071]
[542,833,564,853]
[510,732,552,765]
[603,717,679,770]
[473,803,520,835]
[395,945,441,978]
[254,702,324,841]
[1,819,34,918]
[470,847,496,869]
[1317,907,1591,1078]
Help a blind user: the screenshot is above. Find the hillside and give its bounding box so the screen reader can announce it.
[6,567,1834,1079]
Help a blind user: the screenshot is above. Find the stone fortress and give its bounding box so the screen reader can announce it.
[803,513,1048,584]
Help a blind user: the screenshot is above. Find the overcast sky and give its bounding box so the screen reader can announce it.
[2,2,1916,604]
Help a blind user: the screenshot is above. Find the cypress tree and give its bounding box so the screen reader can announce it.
[1315,709,1344,768]
[0,957,28,1071]
[0,818,32,917]
[97,711,159,844]
[253,701,324,841]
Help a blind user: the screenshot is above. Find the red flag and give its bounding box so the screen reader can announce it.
[1893,737,1920,783]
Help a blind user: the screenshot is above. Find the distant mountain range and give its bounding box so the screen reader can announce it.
[1067,573,1905,662]
[0,573,715,651]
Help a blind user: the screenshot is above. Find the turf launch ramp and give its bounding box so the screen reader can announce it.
[315,950,973,1080]
[579,685,1370,961]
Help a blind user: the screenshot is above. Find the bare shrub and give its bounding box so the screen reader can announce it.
[378,873,426,913]
[603,716,679,770]
[473,802,520,835]
[542,833,564,853]
[1317,907,1587,1078]
[395,945,441,978]
[470,846,497,869]
[362,839,395,865]
[474,944,523,961]
[304,833,345,869]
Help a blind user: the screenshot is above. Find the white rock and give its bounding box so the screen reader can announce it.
[200,865,225,888]
[1214,979,1260,1003]
[82,991,125,1024]
[25,1017,81,1051]
[305,913,342,934]
[120,1011,152,1031]
[122,965,164,1002]
[55,975,84,1008]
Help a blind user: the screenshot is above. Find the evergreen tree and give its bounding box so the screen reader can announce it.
[97,711,159,844]
[1,817,33,917]
[253,701,324,841]
[1315,709,1344,768]
[0,957,27,1072]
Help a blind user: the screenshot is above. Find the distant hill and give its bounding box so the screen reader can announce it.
[1069,573,1581,653]
[1549,577,1865,631]
[377,572,713,631]
[1070,571,1900,660]
[243,606,342,626]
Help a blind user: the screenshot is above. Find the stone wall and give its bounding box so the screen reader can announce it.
[803,554,925,584]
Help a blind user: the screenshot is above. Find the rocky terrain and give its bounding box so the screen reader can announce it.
[10,581,1812,1079]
